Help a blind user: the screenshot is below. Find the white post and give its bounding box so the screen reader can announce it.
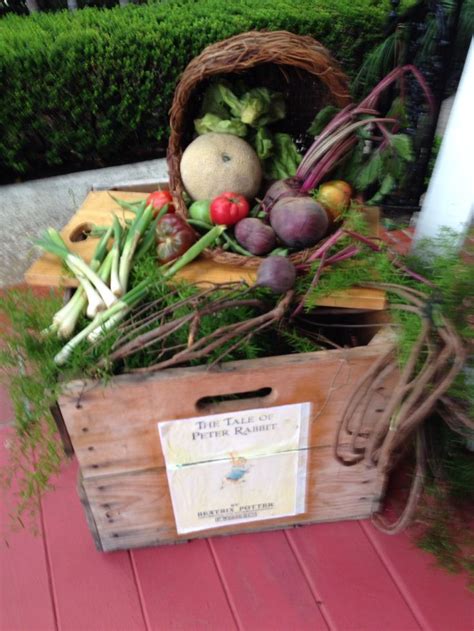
[413,38,474,249]
[25,0,40,12]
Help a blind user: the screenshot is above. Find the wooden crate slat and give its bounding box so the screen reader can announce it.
[81,447,379,552]
[59,343,394,479]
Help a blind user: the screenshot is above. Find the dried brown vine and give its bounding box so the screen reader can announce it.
[102,283,294,373]
[333,282,467,534]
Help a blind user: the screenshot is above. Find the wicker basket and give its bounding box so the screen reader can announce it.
[167,30,352,267]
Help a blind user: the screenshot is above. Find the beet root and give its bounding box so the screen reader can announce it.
[256,256,296,293]
[234,218,277,255]
[270,196,328,249]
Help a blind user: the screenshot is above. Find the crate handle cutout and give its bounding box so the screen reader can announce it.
[196,387,274,414]
[69,222,94,242]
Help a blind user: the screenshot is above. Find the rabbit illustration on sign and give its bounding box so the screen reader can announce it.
[221,452,250,489]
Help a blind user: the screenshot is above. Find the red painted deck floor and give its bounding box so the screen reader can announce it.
[1,411,473,631]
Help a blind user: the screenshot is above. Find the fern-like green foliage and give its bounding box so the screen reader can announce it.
[407,228,474,346]
[353,26,408,97]
[299,245,422,366]
[0,289,64,530]
[417,420,474,589]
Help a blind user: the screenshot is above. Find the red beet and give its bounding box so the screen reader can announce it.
[234,218,276,255]
[256,256,296,293]
[270,196,328,249]
[263,177,303,210]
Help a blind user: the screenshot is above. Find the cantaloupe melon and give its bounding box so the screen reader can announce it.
[180,133,262,201]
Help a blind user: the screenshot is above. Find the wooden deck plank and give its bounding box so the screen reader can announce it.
[287,521,422,631]
[40,460,147,631]
[209,530,328,631]
[131,539,238,631]
[361,521,474,631]
[0,428,57,631]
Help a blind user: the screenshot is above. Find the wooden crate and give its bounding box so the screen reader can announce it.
[26,183,392,551]
[57,327,395,552]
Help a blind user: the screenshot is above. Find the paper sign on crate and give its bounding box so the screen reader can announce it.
[158,403,311,534]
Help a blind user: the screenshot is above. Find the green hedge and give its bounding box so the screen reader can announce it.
[0,0,389,179]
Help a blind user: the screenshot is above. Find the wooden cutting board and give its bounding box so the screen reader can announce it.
[24,190,386,310]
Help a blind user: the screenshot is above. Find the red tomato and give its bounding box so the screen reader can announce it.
[155,214,196,263]
[210,192,250,226]
[146,190,176,216]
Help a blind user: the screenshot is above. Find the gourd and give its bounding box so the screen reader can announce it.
[180,133,262,201]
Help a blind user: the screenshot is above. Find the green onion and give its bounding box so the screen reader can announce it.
[36,228,118,309]
[135,203,170,261]
[93,225,113,264]
[57,290,86,339]
[221,231,253,257]
[84,246,115,318]
[44,226,114,337]
[65,228,115,324]
[87,309,129,343]
[118,204,154,292]
[54,224,225,362]
[187,218,214,231]
[54,279,150,365]
[155,204,169,222]
[135,216,158,260]
[97,247,114,283]
[109,193,147,213]
[110,215,124,297]
[81,275,106,318]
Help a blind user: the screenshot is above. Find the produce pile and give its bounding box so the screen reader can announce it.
[176,64,432,267]
[32,64,436,366]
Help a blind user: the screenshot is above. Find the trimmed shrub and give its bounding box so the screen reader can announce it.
[0,0,389,179]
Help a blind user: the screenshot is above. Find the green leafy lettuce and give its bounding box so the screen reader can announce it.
[195,81,301,180]
[194,113,247,137]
